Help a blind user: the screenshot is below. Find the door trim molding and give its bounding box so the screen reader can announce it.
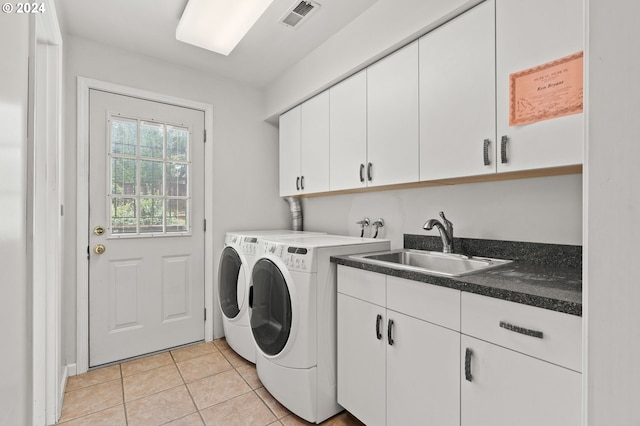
[30,1,64,423]
[76,77,214,374]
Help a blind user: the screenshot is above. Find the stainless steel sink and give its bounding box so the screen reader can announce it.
[350,249,512,277]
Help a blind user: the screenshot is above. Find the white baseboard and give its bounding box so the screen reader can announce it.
[67,363,77,377]
[55,364,70,424]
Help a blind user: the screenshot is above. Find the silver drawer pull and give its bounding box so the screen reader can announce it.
[483,139,491,166]
[500,135,509,164]
[499,321,543,339]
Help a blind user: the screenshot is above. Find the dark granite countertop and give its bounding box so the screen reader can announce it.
[331,235,583,316]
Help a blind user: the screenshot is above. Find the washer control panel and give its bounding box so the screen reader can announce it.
[239,237,259,255]
[261,241,313,272]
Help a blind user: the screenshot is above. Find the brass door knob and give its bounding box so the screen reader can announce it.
[93,244,106,255]
[93,225,105,236]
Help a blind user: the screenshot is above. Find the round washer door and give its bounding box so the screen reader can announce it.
[250,258,292,356]
[218,246,246,320]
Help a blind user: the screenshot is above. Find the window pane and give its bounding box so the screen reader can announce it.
[140,160,163,196]
[140,122,164,158]
[167,126,188,161]
[111,118,137,155]
[166,199,188,232]
[166,163,188,197]
[111,158,136,195]
[111,198,137,234]
[140,198,163,233]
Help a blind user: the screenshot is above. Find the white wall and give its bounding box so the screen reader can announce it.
[302,174,582,247]
[585,0,640,423]
[0,13,31,426]
[265,0,482,119]
[63,36,290,365]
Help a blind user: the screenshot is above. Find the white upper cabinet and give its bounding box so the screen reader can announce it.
[300,91,330,194]
[367,41,420,187]
[419,0,496,181]
[279,106,301,197]
[496,0,584,172]
[329,71,368,191]
[279,92,330,196]
[280,0,584,196]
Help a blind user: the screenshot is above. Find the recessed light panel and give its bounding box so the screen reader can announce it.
[176,0,275,56]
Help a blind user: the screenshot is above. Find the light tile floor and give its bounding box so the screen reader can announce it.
[56,339,365,426]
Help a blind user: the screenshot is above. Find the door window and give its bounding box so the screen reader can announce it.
[109,115,190,236]
[218,247,242,319]
[250,259,292,356]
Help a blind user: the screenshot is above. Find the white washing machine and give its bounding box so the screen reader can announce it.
[249,234,390,423]
[218,230,323,363]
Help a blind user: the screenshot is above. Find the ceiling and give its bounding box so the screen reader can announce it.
[56,0,378,88]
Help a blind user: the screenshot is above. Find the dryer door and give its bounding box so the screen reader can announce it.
[218,246,246,320]
[250,258,292,356]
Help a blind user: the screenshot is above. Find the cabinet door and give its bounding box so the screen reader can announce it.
[367,41,419,187]
[301,92,330,194]
[279,106,301,196]
[337,293,386,426]
[461,335,581,426]
[330,71,367,191]
[419,0,496,180]
[387,311,460,426]
[496,0,583,172]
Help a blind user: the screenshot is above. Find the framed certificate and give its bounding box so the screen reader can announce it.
[509,51,583,126]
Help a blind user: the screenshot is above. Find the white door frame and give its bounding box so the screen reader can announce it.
[29,1,64,424]
[76,77,214,374]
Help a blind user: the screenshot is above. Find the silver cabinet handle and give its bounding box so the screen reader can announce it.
[483,139,491,166]
[499,321,544,339]
[375,314,382,340]
[387,319,394,345]
[367,162,373,181]
[300,175,304,190]
[465,348,473,382]
[359,164,365,182]
[296,176,300,191]
[501,135,509,164]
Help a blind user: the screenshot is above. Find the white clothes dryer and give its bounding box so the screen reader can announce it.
[249,234,389,423]
[218,230,323,363]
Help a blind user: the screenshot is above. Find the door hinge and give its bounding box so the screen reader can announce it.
[204,308,207,321]
[203,219,207,232]
[203,129,207,143]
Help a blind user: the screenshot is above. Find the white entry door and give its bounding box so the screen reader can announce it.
[89,89,205,367]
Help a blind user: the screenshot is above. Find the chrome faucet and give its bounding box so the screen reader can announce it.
[423,211,454,253]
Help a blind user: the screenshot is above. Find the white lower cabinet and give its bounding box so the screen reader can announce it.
[337,266,582,426]
[461,335,581,426]
[461,291,582,426]
[386,311,459,426]
[337,293,386,426]
[337,267,460,426]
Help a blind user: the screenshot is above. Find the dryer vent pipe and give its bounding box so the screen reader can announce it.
[284,196,303,231]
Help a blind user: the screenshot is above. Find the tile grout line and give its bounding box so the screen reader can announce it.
[171,344,208,425]
[209,339,280,425]
[119,364,129,426]
[218,346,284,424]
[56,405,123,425]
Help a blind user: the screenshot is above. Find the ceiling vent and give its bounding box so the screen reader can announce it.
[279,1,320,29]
